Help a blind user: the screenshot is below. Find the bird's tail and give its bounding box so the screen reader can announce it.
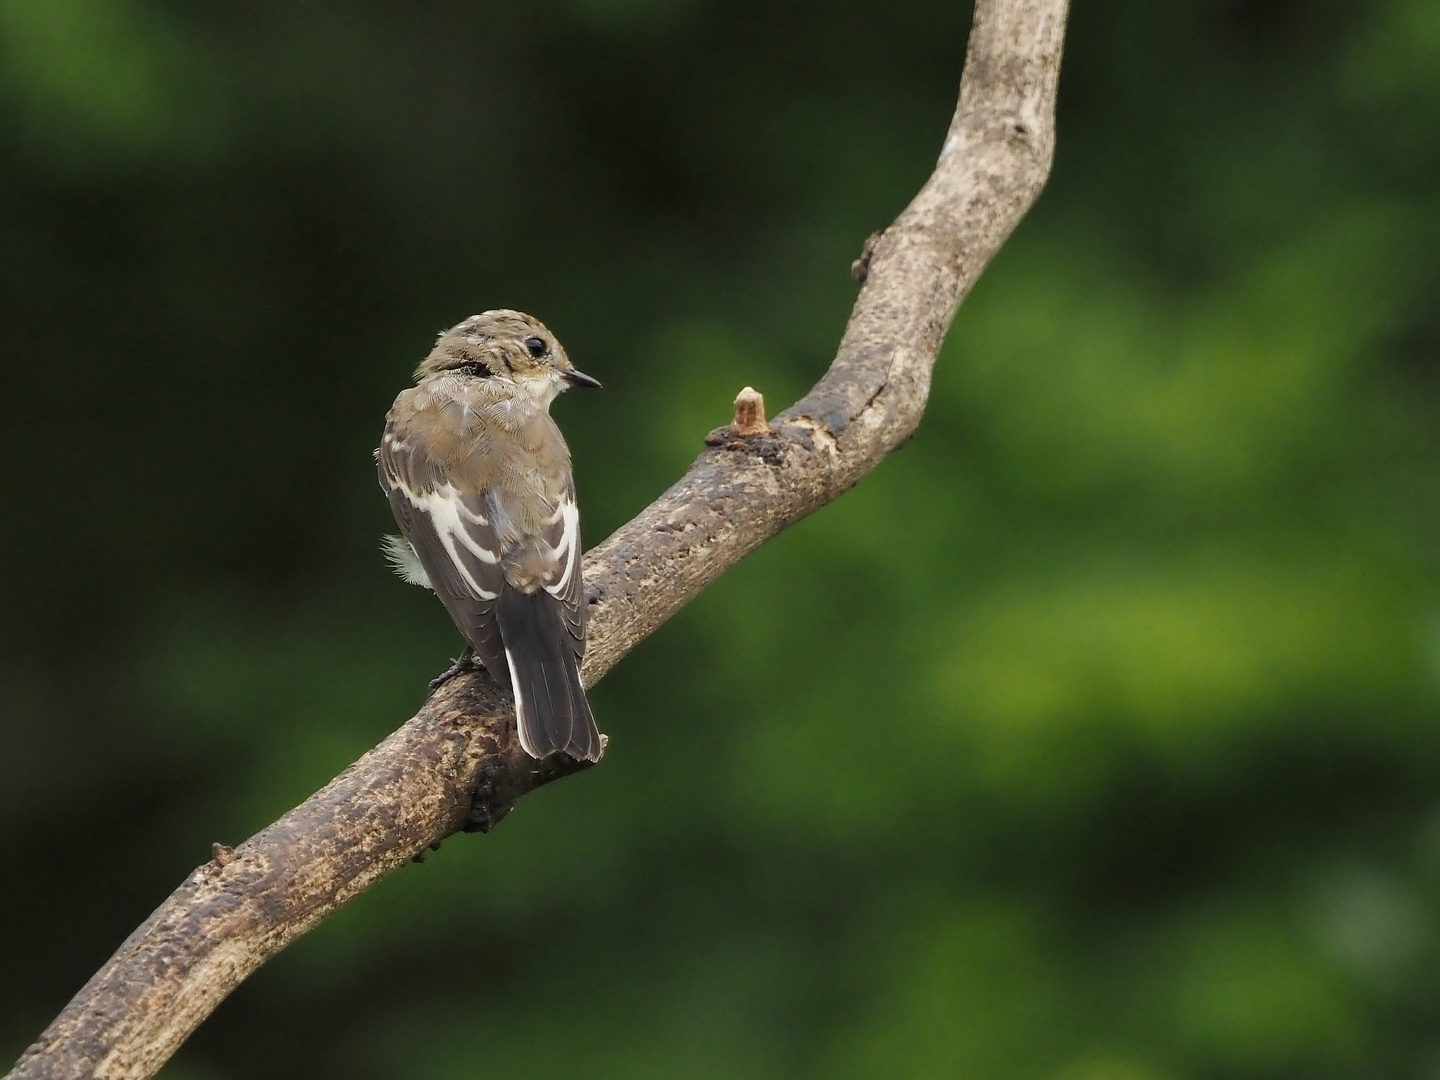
[496,587,601,762]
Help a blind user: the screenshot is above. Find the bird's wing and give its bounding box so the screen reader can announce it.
[377,425,506,681]
[538,478,585,653]
[494,477,596,760]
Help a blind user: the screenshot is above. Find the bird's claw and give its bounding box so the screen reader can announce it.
[428,646,477,692]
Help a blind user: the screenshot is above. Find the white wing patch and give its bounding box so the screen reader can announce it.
[381,534,433,590]
[544,498,581,599]
[391,478,500,600]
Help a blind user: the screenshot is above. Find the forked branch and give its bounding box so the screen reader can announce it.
[8,1,1067,1076]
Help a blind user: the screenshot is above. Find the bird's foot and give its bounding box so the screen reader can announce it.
[428,646,477,692]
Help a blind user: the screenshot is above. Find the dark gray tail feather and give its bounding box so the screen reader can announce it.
[496,587,601,762]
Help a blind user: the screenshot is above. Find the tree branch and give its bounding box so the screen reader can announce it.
[8,2,1067,1076]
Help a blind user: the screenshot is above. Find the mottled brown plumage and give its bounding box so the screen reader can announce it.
[378,310,601,761]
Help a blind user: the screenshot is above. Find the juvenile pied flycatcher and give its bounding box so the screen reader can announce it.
[378,309,603,762]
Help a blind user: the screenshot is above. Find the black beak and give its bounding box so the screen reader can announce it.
[563,368,603,389]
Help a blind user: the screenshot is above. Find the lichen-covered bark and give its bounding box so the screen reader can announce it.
[8,2,1067,1076]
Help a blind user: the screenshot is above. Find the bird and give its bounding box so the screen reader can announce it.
[377,309,603,762]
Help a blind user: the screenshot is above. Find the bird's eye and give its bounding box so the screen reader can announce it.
[523,336,548,358]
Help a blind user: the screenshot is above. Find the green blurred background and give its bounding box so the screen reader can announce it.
[3,0,1440,1077]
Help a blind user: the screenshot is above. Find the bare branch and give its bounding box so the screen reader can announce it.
[8,2,1067,1076]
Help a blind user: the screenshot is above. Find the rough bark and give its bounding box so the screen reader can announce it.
[8,1,1067,1076]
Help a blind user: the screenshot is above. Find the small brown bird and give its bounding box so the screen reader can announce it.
[377,310,603,762]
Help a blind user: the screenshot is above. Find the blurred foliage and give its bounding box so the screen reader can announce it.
[2,0,1440,1077]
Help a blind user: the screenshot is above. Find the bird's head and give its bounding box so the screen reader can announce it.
[416,309,601,405]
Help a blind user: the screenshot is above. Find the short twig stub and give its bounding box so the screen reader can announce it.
[732,386,768,436]
[851,230,884,283]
